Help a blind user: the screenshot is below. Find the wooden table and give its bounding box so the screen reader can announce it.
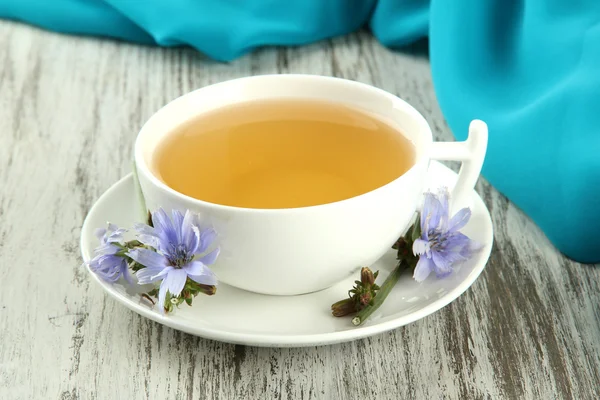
[1,20,599,400]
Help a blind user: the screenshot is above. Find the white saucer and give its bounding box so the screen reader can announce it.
[80,161,493,347]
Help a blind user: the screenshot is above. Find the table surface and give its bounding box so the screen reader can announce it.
[1,20,599,400]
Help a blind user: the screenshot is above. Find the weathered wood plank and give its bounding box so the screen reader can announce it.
[0,20,598,400]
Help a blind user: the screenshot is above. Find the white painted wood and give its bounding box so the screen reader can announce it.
[0,20,598,400]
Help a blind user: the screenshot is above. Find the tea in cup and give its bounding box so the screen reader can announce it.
[134,75,487,295]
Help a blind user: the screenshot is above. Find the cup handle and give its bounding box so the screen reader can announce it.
[429,120,488,214]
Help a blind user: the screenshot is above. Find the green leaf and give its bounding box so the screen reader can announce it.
[130,261,146,272]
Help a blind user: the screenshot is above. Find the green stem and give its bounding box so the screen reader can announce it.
[114,240,144,257]
[115,249,129,257]
[351,259,408,326]
[125,240,142,248]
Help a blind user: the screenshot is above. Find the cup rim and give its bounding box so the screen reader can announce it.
[134,74,433,214]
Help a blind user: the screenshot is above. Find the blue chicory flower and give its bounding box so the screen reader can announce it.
[127,208,219,313]
[88,223,133,284]
[412,188,479,282]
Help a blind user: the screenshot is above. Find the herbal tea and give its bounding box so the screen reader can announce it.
[152,100,415,208]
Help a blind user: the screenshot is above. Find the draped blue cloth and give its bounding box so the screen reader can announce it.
[3,0,599,262]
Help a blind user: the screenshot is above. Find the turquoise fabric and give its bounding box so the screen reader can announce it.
[2,0,599,262]
[429,1,600,263]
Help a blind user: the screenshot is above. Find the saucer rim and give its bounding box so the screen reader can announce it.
[80,161,493,347]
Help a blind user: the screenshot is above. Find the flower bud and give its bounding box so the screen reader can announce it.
[359,292,372,306]
[361,267,375,286]
[331,298,358,317]
[197,284,217,296]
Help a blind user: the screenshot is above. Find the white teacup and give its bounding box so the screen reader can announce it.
[134,75,487,295]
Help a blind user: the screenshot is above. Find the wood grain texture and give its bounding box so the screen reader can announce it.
[1,20,599,400]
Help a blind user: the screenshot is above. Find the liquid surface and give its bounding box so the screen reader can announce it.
[152,100,415,208]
